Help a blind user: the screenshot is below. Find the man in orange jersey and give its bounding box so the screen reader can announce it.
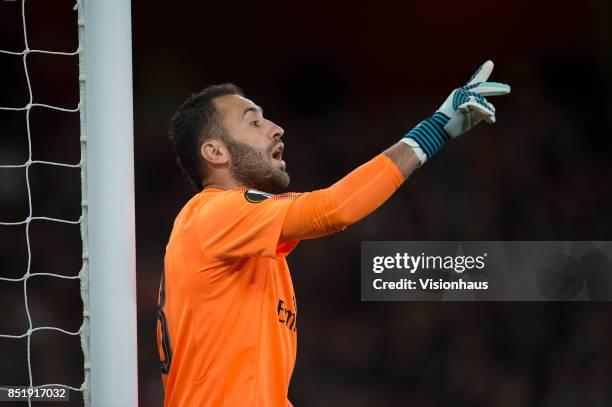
[158,61,510,406]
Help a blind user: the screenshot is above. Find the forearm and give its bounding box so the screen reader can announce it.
[382,140,422,178]
[280,150,414,241]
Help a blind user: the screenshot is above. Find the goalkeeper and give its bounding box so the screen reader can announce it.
[158,61,510,406]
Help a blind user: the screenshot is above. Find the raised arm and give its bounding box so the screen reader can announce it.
[281,60,510,241]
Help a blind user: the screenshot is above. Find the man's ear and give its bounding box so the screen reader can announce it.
[201,139,229,166]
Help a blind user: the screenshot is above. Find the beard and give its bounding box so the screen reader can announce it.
[222,135,290,193]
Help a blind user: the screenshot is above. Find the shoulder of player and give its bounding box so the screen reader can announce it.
[215,188,301,204]
[206,188,302,205]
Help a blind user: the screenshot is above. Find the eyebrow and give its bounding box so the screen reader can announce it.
[242,106,263,119]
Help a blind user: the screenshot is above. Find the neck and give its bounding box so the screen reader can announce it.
[201,177,244,191]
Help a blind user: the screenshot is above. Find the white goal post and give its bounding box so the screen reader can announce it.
[81,0,138,405]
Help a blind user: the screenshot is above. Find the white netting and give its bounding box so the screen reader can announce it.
[0,0,89,405]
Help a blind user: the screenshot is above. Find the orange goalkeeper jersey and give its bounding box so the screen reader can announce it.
[158,154,405,406]
[158,188,300,407]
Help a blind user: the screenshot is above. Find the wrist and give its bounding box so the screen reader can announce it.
[402,112,450,161]
[399,138,427,165]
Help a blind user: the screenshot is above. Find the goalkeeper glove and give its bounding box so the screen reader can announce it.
[402,60,511,163]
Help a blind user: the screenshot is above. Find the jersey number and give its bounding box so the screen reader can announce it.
[157,270,173,374]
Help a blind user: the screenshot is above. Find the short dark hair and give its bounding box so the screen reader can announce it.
[168,83,244,191]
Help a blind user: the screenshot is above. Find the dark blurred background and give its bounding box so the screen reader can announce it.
[1,0,611,406]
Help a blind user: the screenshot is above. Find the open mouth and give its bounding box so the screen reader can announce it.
[271,143,284,162]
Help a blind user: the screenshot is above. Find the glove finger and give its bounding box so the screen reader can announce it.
[465,92,496,113]
[452,89,496,113]
[466,60,494,86]
[464,81,511,96]
[459,100,495,123]
[475,108,496,124]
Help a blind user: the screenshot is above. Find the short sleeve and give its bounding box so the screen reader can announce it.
[196,189,298,260]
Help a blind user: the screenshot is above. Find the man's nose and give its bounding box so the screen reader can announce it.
[269,121,284,139]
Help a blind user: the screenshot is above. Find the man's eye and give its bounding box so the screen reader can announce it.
[251,120,260,127]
